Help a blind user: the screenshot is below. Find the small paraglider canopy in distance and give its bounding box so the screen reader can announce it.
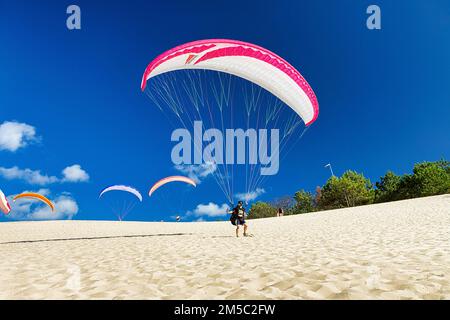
[13,192,55,212]
[98,185,143,221]
[149,176,197,196]
[0,189,11,215]
[99,185,143,202]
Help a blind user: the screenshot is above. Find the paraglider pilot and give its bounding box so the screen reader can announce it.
[228,201,249,237]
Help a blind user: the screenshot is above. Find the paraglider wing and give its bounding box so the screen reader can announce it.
[141,39,319,125]
[13,192,55,212]
[149,176,197,196]
[99,185,143,202]
[0,189,11,215]
[98,185,143,221]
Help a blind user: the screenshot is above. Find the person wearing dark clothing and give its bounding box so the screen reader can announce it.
[228,201,249,237]
[277,208,284,217]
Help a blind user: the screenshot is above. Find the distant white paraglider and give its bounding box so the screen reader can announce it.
[99,185,143,202]
[99,185,143,221]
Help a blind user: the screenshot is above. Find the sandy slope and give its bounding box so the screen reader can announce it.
[0,194,449,299]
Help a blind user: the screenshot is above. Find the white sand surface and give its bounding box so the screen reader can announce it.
[0,194,449,299]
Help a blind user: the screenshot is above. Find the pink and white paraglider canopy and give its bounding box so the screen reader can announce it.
[149,176,197,197]
[0,189,11,215]
[141,39,319,126]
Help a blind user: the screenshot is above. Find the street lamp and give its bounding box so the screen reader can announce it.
[324,163,334,177]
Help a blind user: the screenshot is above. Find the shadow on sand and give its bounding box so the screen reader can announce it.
[0,233,194,245]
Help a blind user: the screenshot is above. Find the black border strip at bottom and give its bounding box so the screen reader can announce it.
[0,300,447,318]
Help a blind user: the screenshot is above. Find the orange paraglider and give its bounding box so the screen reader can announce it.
[13,192,55,212]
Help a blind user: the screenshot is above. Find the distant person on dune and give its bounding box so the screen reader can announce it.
[277,208,284,217]
[228,201,249,237]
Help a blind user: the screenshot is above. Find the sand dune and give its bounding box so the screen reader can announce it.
[1,194,449,299]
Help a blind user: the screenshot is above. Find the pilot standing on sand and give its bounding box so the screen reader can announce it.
[228,201,249,237]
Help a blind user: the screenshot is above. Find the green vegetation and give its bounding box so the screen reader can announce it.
[318,171,374,210]
[248,159,450,219]
[248,201,277,219]
[292,190,315,214]
[374,171,402,203]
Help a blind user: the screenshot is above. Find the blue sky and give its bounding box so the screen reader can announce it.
[1,0,449,221]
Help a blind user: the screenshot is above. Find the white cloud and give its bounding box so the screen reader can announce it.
[31,195,78,220]
[174,162,217,184]
[189,202,229,218]
[0,165,90,185]
[62,164,89,182]
[7,190,78,221]
[6,188,50,218]
[0,121,38,152]
[33,188,51,196]
[235,188,265,202]
[0,166,58,185]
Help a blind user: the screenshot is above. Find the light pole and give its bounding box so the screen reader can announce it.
[324,163,334,177]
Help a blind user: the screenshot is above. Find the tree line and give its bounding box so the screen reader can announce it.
[248,159,450,219]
